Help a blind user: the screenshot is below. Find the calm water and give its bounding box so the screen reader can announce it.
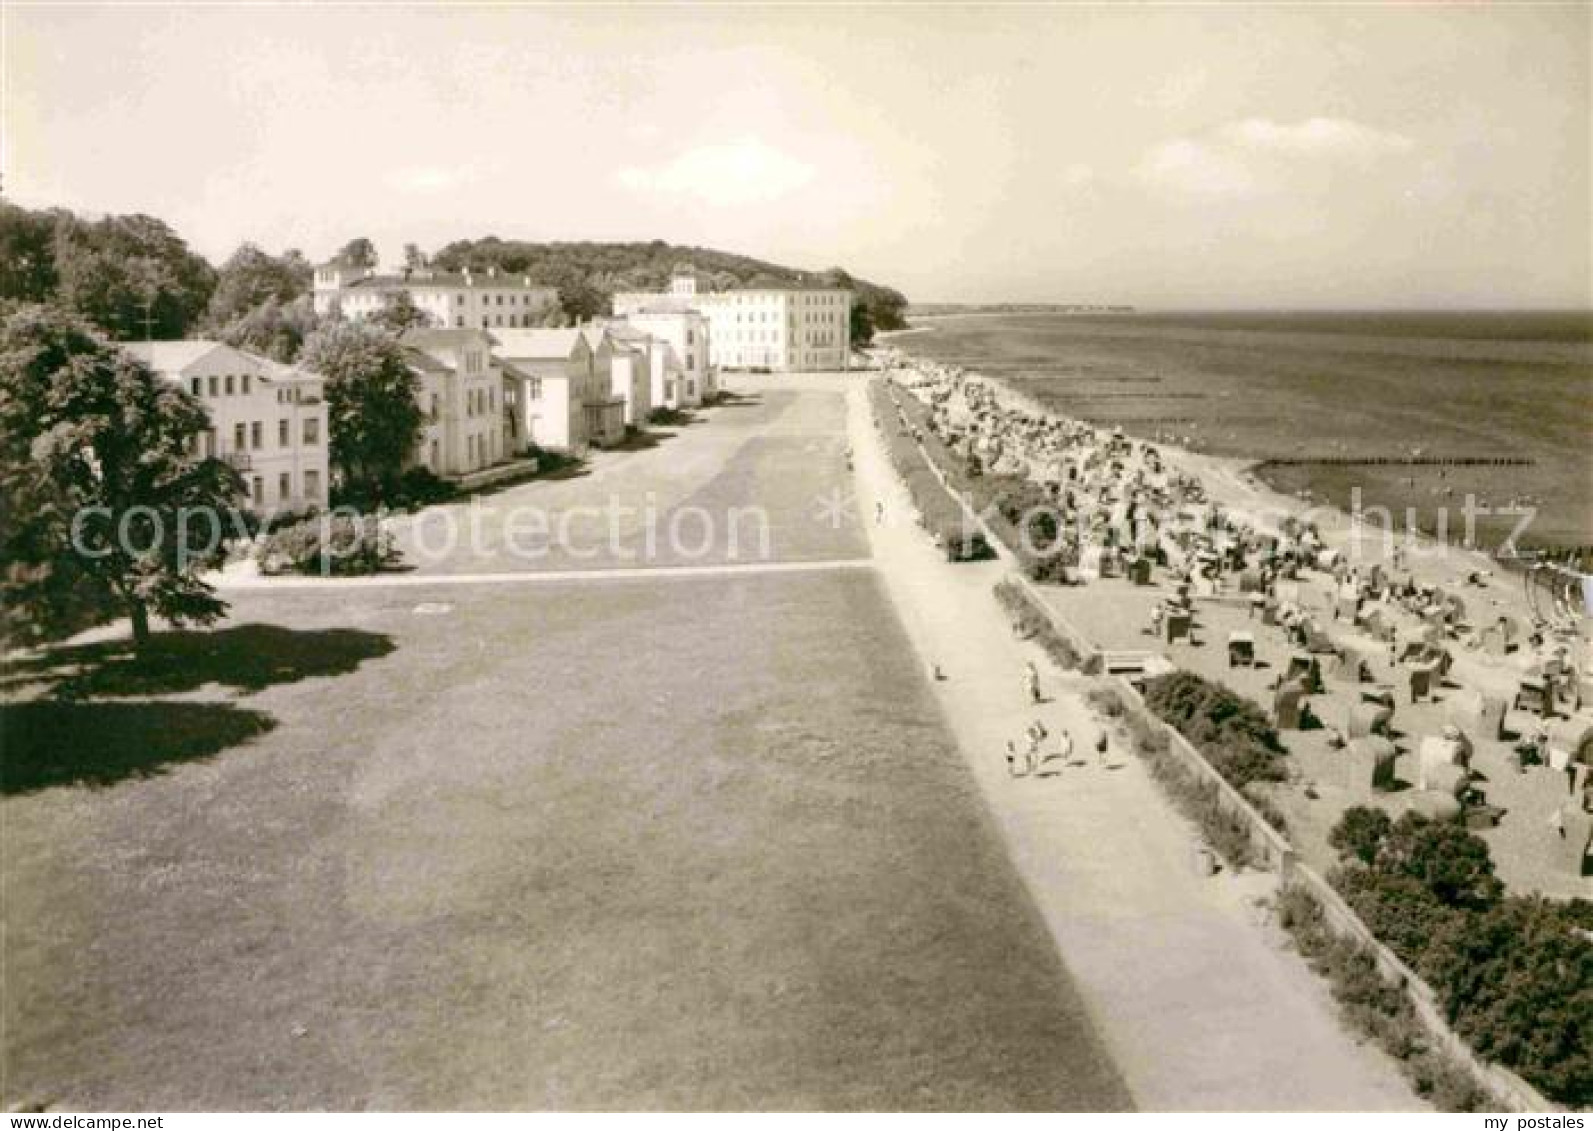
[901,311,1593,554]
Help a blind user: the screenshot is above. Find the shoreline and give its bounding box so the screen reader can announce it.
[880,346,1582,639]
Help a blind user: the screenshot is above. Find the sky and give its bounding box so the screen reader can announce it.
[4,3,1589,308]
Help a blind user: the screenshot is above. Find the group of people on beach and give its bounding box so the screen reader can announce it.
[880,348,1591,880]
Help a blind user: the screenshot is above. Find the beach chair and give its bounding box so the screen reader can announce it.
[1339,736,1398,793]
[1409,661,1440,703]
[1346,701,1394,741]
[1445,690,1506,742]
[1227,631,1255,668]
[1283,652,1322,693]
[1275,681,1309,730]
[1417,735,1470,790]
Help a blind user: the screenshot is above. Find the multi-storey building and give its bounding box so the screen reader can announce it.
[613,273,850,373]
[606,308,713,406]
[400,328,504,478]
[313,262,560,330]
[491,328,625,453]
[581,327,652,428]
[124,340,329,514]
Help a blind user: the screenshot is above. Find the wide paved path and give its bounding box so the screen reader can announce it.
[845,379,1424,1112]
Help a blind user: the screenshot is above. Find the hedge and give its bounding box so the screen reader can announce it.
[870,382,994,562]
[1325,808,1592,1105]
[1140,669,1288,790]
[256,514,397,576]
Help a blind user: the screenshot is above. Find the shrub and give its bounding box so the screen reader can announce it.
[1323,808,1588,1105]
[1329,805,1393,866]
[1419,898,1592,1105]
[393,465,456,509]
[1142,670,1287,790]
[1333,867,1464,968]
[257,514,396,576]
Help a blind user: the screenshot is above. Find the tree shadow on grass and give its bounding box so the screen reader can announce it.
[0,700,278,795]
[3,624,395,700]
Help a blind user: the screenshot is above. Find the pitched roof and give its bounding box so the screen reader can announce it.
[401,327,492,350]
[122,339,226,372]
[488,328,588,360]
[401,345,453,376]
[344,270,555,292]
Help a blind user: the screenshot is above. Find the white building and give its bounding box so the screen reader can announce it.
[607,308,713,406]
[313,262,560,330]
[582,326,652,428]
[613,273,850,373]
[491,328,625,453]
[125,341,329,515]
[400,328,504,478]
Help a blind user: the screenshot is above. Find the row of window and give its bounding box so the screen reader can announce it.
[207,416,321,453]
[248,468,322,506]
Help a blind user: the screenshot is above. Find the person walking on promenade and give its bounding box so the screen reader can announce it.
[1006,740,1026,778]
[1025,660,1042,705]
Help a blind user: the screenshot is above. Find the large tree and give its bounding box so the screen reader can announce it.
[298,323,422,500]
[331,237,379,269]
[51,213,216,340]
[0,200,62,303]
[368,290,434,334]
[215,294,321,363]
[0,305,243,651]
[204,242,313,329]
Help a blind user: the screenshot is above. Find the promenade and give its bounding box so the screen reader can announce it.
[845,379,1424,1111]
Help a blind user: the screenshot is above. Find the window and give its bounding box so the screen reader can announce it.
[190,377,202,396]
[251,476,263,505]
[225,375,235,395]
[305,469,321,499]
[279,472,290,499]
[209,376,219,396]
[251,421,263,449]
[528,377,543,399]
[278,419,289,446]
[234,422,246,449]
[241,375,251,395]
[303,417,320,444]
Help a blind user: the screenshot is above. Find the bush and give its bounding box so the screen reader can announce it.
[256,514,396,576]
[1142,670,1287,790]
[1329,806,1392,866]
[1323,808,1589,1105]
[1419,898,1592,1105]
[392,465,457,509]
[1333,867,1464,968]
[871,382,994,565]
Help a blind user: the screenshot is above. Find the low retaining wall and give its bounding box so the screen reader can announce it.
[1109,675,1299,875]
[1288,864,1556,1112]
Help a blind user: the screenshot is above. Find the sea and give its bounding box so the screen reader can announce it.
[896,310,1593,559]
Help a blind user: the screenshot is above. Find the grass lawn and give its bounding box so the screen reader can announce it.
[2,571,1128,1110]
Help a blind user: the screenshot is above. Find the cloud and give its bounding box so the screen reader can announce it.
[616,137,816,206]
[1214,117,1413,157]
[1139,116,1414,200]
[1139,139,1257,200]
